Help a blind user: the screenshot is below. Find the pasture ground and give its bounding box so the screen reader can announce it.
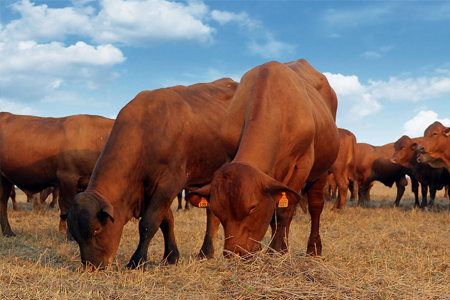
[1,183,450,299]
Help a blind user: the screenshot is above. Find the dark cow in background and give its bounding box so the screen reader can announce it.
[355,142,410,207]
[328,128,357,210]
[188,59,340,257]
[391,136,450,208]
[0,112,113,237]
[63,78,238,269]
[419,122,450,170]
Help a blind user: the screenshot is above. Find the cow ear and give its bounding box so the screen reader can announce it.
[266,181,306,213]
[97,204,114,223]
[60,210,69,221]
[186,184,211,208]
[411,143,418,151]
[445,127,450,137]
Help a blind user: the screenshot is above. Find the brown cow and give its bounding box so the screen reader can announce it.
[418,121,450,170]
[391,136,450,207]
[328,128,357,210]
[176,189,190,211]
[0,113,113,237]
[62,78,238,269]
[39,187,59,209]
[187,59,340,257]
[355,142,409,207]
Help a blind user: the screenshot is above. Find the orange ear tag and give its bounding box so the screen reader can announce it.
[198,198,209,208]
[278,192,289,208]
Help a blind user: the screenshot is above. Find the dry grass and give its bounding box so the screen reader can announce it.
[1,184,450,299]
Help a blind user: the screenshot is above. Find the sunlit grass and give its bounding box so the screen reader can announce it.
[1,184,449,299]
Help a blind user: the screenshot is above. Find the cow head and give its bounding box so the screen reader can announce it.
[419,121,450,169]
[390,135,418,167]
[187,163,302,257]
[61,192,123,269]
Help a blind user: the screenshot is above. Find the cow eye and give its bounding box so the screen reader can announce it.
[249,205,258,214]
[93,227,101,236]
[433,132,438,136]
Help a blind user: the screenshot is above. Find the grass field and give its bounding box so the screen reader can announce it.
[1,183,450,299]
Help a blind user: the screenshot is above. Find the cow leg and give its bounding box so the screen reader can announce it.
[358,181,371,207]
[159,209,180,264]
[410,179,420,207]
[184,190,190,210]
[0,176,15,237]
[421,184,429,208]
[176,193,183,211]
[50,189,59,209]
[126,188,179,269]
[348,180,357,201]
[393,178,407,207]
[198,208,220,259]
[58,182,78,240]
[428,186,436,208]
[10,188,18,211]
[332,174,349,211]
[306,174,326,256]
[444,186,449,199]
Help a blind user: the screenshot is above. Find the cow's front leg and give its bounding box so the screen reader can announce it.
[0,177,15,237]
[159,208,180,264]
[198,208,220,259]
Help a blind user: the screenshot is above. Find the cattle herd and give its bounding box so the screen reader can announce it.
[1,59,449,270]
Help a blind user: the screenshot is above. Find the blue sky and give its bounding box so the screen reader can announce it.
[1,0,450,146]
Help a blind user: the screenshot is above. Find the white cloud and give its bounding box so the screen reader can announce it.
[247,34,296,59]
[360,46,393,60]
[0,100,38,115]
[324,71,450,125]
[403,110,450,137]
[91,0,215,46]
[323,72,382,123]
[369,76,450,102]
[211,10,261,30]
[436,68,450,74]
[0,0,93,43]
[360,51,382,60]
[0,40,125,101]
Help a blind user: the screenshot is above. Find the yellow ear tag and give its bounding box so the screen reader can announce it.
[278,192,289,208]
[198,198,209,208]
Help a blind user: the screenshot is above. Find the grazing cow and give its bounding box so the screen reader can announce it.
[328,128,357,210]
[187,59,340,257]
[418,122,450,170]
[391,136,450,207]
[355,142,409,207]
[0,113,113,237]
[62,78,238,269]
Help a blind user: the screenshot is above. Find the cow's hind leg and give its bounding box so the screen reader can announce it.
[159,209,180,264]
[0,176,15,237]
[306,174,326,256]
[126,187,180,269]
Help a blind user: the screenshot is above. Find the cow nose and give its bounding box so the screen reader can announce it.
[390,158,397,164]
[417,146,425,154]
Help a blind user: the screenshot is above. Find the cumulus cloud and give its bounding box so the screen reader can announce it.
[0,40,125,101]
[323,71,450,125]
[369,76,450,102]
[91,0,214,46]
[0,100,38,115]
[403,110,450,137]
[324,72,382,123]
[211,10,261,30]
[247,34,296,59]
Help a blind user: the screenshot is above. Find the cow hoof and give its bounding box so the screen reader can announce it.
[3,230,16,237]
[125,259,145,270]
